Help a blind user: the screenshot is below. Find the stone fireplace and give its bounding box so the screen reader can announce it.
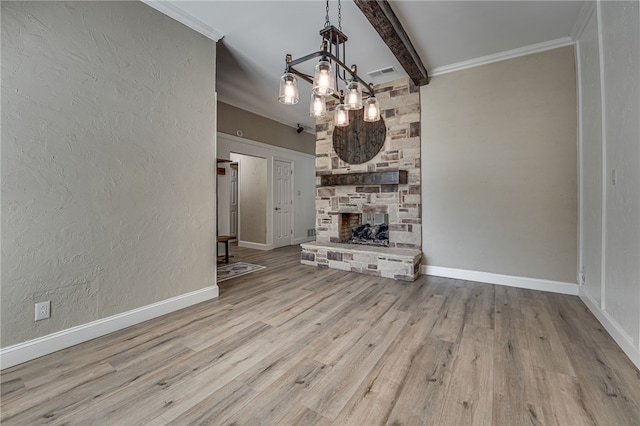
[301,77,422,281]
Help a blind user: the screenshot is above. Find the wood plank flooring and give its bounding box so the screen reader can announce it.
[2,244,639,425]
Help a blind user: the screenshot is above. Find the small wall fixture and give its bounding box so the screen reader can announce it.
[278,0,381,127]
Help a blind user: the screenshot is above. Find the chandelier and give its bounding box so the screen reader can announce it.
[278,0,381,127]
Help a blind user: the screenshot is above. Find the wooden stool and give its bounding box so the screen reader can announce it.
[217,236,234,264]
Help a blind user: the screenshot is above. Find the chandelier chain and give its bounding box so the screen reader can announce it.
[324,0,330,28]
[324,0,342,30]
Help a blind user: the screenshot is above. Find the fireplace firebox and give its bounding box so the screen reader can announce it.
[338,213,389,247]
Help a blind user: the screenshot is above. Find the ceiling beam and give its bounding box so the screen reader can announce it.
[353,0,429,86]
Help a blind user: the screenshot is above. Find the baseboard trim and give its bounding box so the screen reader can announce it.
[0,285,219,370]
[579,289,640,370]
[294,236,316,245]
[238,241,273,251]
[423,265,579,295]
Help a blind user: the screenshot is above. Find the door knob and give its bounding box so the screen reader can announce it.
[275,207,281,211]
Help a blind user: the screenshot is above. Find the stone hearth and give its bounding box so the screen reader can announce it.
[301,241,421,282]
[302,77,422,281]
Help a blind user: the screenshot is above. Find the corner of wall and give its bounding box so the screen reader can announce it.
[575,0,640,369]
[579,287,640,370]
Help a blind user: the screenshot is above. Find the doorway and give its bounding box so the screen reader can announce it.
[230,152,268,246]
[216,161,238,239]
[273,159,293,248]
[229,163,238,237]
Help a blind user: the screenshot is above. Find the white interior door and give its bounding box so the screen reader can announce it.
[229,164,238,237]
[273,159,292,248]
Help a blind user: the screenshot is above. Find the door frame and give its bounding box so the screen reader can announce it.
[229,151,269,250]
[273,156,294,248]
[217,132,315,250]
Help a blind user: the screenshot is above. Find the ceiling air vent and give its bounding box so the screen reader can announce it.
[367,66,397,78]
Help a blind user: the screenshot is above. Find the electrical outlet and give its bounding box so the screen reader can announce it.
[35,301,50,321]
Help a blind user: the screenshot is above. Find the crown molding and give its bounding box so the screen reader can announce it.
[430,37,575,77]
[142,1,224,42]
[570,1,596,41]
[217,132,316,160]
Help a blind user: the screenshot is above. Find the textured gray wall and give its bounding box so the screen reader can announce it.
[576,1,640,365]
[421,46,577,283]
[1,1,217,346]
[599,1,640,349]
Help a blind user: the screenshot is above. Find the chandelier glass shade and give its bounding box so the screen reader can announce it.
[310,92,327,117]
[312,60,335,96]
[344,80,363,110]
[334,101,350,127]
[278,0,380,127]
[364,96,381,122]
[278,73,299,105]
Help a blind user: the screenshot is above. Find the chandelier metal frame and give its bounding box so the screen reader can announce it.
[284,26,375,101]
[278,0,381,126]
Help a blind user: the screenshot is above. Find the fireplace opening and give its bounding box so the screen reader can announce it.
[339,213,389,247]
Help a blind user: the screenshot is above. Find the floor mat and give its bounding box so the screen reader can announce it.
[216,262,266,282]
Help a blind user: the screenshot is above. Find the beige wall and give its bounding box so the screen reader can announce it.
[230,153,268,244]
[421,46,577,283]
[218,102,315,155]
[1,1,217,347]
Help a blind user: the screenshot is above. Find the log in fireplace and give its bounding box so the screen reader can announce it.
[339,212,389,247]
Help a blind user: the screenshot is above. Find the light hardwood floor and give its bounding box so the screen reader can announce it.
[2,244,639,425]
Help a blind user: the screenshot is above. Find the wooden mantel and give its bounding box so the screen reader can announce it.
[319,170,408,186]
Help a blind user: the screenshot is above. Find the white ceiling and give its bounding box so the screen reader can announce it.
[145,0,586,133]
